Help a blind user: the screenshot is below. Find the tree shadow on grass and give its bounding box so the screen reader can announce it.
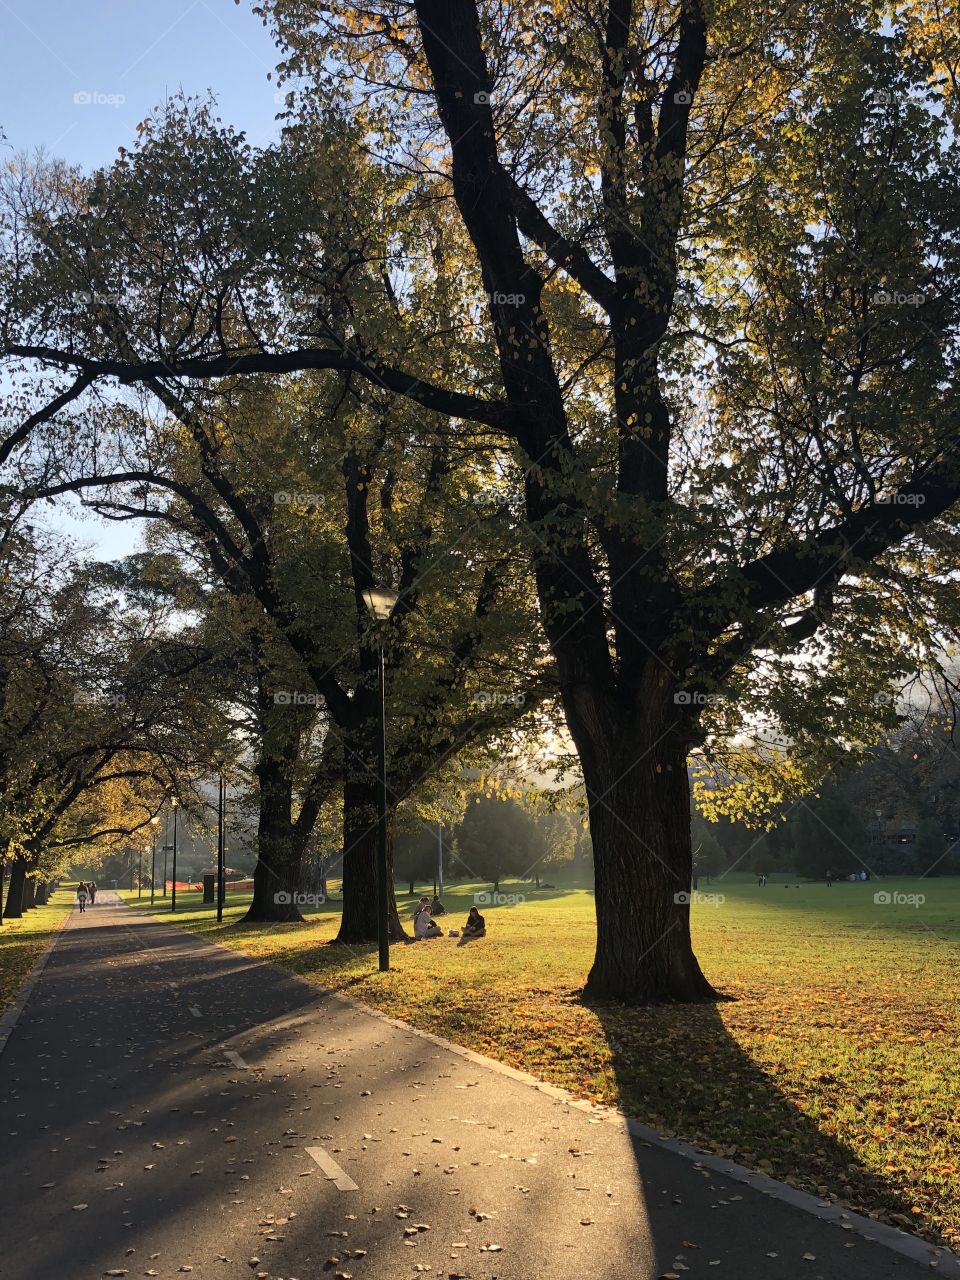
[585,992,949,1249]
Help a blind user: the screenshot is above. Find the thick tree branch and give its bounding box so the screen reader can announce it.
[678,436,960,650]
[6,345,509,429]
[501,178,617,313]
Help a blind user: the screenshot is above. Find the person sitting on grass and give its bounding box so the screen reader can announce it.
[460,906,486,940]
[414,901,443,939]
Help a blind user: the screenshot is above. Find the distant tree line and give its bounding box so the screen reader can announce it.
[693,718,960,880]
[394,793,593,896]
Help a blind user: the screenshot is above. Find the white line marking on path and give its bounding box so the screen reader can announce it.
[224,1050,247,1069]
[305,1146,359,1191]
[189,1006,201,1018]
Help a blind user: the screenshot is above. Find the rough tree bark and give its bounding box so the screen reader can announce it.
[335,772,406,945]
[2,860,26,918]
[22,874,36,910]
[568,675,715,1002]
[243,772,307,922]
[241,676,340,925]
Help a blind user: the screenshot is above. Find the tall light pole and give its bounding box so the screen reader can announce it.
[217,772,226,924]
[170,796,179,913]
[150,816,160,906]
[361,585,399,973]
[162,809,169,897]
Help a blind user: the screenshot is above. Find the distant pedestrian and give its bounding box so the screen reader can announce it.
[758,872,767,887]
[76,882,88,913]
[825,868,833,887]
[88,881,97,905]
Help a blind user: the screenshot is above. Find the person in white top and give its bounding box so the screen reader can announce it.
[413,899,442,939]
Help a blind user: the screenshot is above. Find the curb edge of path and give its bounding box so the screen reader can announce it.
[0,897,71,1059]
[130,903,960,1277]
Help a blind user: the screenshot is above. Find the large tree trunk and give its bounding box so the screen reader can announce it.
[35,881,49,906]
[242,761,307,923]
[22,874,36,911]
[568,682,719,1004]
[3,860,25,918]
[241,692,312,924]
[335,774,406,944]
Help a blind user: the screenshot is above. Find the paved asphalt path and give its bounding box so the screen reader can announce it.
[0,894,944,1280]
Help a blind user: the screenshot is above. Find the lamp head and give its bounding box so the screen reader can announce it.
[361,585,399,622]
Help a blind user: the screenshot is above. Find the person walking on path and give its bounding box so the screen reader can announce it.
[76,882,88,913]
[88,881,97,905]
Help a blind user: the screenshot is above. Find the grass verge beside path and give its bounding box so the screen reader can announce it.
[124,874,960,1253]
[0,889,71,1016]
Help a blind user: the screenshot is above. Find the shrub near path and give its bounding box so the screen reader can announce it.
[125,874,960,1252]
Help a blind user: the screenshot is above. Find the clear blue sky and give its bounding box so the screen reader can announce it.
[1,0,284,559]
[1,0,283,169]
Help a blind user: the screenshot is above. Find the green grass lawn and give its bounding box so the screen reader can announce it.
[124,872,960,1251]
[0,888,71,1015]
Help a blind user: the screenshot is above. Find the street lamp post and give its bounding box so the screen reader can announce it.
[170,796,179,913]
[162,810,169,897]
[361,585,399,974]
[437,822,444,900]
[150,816,160,906]
[217,772,226,924]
